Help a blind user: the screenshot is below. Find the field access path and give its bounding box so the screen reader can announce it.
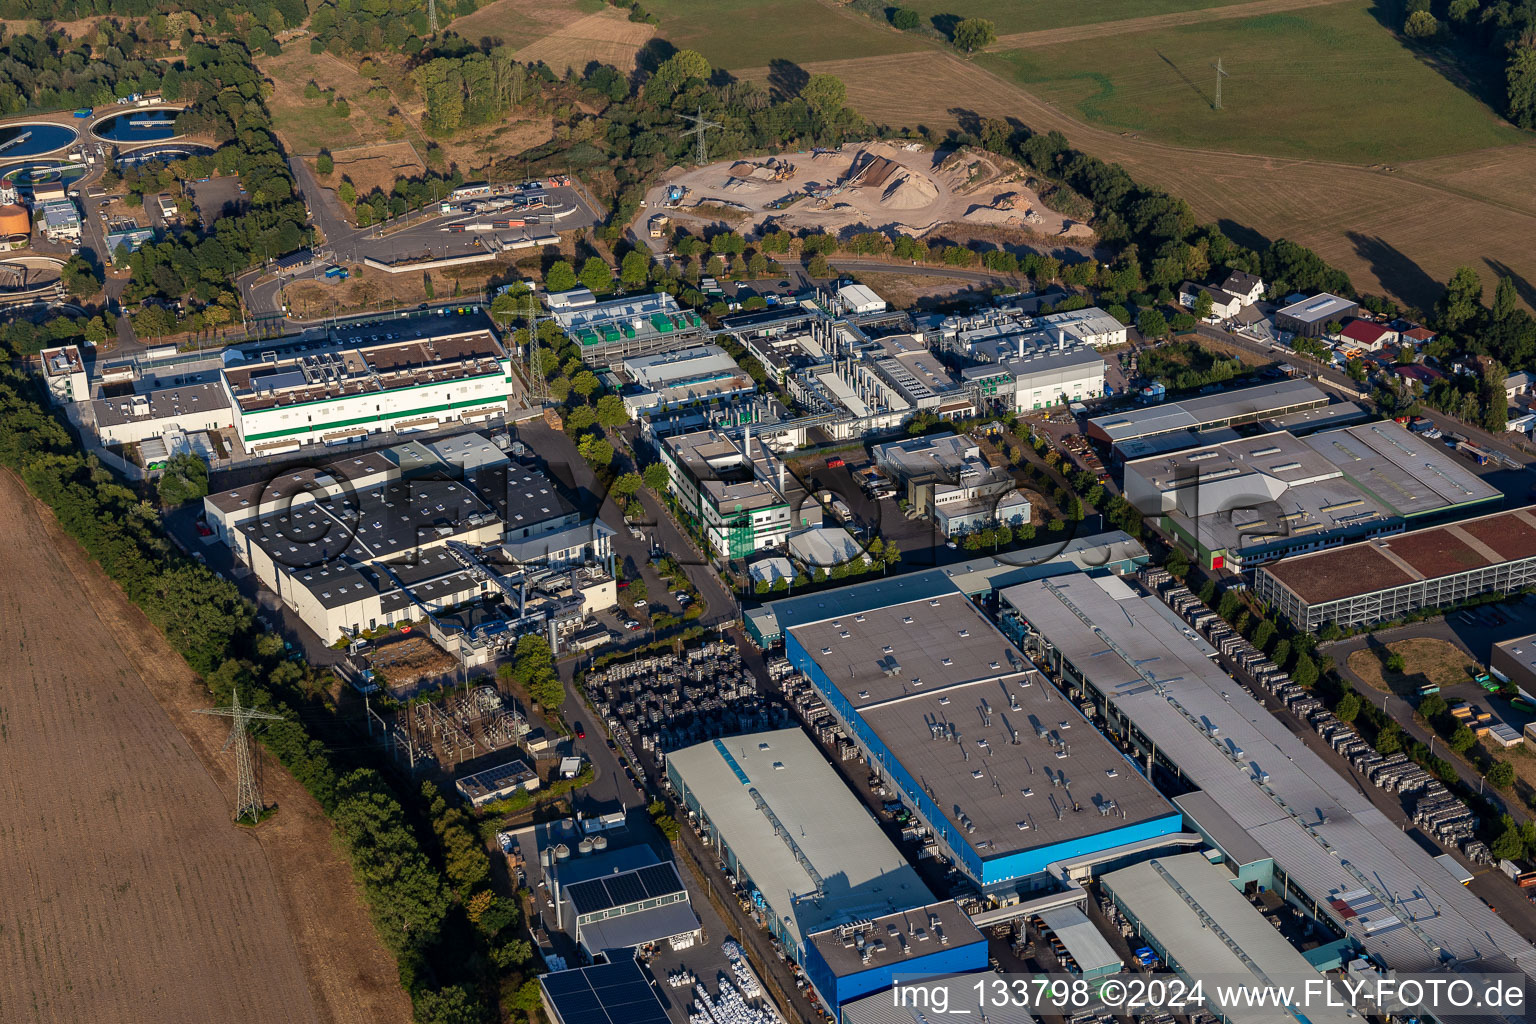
[0,470,410,1024]
[985,0,1356,49]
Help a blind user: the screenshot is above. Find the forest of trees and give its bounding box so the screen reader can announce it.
[0,25,169,114]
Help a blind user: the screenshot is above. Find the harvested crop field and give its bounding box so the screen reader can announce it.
[761,48,1536,306]
[513,8,656,74]
[449,0,601,48]
[0,470,410,1024]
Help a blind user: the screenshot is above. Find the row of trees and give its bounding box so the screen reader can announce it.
[1388,0,1536,131]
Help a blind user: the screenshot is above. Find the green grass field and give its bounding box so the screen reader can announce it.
[873,0,1264,37]
[977,1,1524,164]
[645,0,924,68]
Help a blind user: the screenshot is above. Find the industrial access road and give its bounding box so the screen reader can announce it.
[235,159,603,322]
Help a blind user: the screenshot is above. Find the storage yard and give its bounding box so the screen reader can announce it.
[644,142,1093,245]
[0,471,408,1024]
[583,641,785,766]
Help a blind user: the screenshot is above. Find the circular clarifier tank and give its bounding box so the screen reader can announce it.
[0,122,79,158]
[91,108,181,143]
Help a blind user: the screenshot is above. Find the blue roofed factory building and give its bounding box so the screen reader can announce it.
[803,902,987,1018]
[777,578,1182,892]
[665,727,988,1019]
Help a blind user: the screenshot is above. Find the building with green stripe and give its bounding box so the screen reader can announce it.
[660,427,806,560]
[222,329,511,454]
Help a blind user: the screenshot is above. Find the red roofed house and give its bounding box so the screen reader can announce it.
[1399,325,1436,346]
[1395,364,1444,390]
[1338,319,1397,351]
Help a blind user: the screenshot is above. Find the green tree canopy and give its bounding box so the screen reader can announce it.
[953,17,997,52]
[545,260,578,292]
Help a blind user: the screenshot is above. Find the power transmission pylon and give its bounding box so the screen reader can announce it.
[679,109,723,166]
[428,0,438,33]
[1213,57,1227,111]
[197,686,286,825]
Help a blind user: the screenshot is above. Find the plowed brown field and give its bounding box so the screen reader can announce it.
[0,469,410,1024]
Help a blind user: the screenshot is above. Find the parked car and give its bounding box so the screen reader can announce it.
[632,599,647,608]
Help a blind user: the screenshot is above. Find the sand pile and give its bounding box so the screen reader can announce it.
[881,171,939,210]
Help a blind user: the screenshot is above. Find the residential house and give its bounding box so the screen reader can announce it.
[1338,319,1397,352]
[1178,282,1241,321]
[1219,270,1264,306]
[1504,371,1535,401]
[1395,364,1444,390]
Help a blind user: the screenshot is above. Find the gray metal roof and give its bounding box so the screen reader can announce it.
[1037,904,1122,975]
[1173,790,1269,867]
[1302,421,1497,517]
[1275,293,1357,325]
[1102,853,1356,1024]
[666,728,932,952]
[806,900,982,978]
[1089,380,1328,443]
[1003,573,1536,988]
[1259,401,1370,435]
[788,590,1174,861]
[575,900,699,952]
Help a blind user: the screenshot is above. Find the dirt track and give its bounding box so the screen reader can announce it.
[0,470,410,1024]
[985,0,1355,49]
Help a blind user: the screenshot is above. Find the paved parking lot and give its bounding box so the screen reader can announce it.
[187,175,245,223]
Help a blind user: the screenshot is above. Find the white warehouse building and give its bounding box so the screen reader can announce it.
[220,329,511,454]
[963,344,1106,413]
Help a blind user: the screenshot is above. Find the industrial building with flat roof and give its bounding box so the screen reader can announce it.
[1274,293,1359,337]
[804,903,987,1017]
[619,344,756,422]
[666,729,947,954]
[221,328,511,453]
[744,533,1149,648]
[661,428,797,559]
[207,433,613,658]
[1002,571,1536,992]
[1101,853,1355,1024]
[1123,422,1500,570]
[549,290,704,355]
[667,728,985,1017]
[1493,632,1536,693]
[1087,379,1328,448]
[962,344,1107,414]
[1255,506,1536,630]
[780,585,1181,889]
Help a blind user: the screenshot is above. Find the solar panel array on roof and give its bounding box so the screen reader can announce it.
[540,959,671,1024]
[564,862,686,916]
